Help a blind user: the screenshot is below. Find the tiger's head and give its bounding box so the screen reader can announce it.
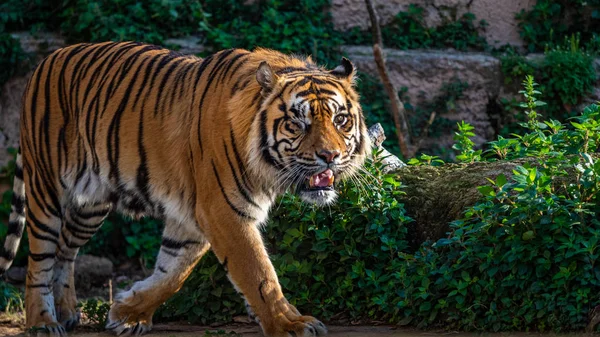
[248,55,370,206]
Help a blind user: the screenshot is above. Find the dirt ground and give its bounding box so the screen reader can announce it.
[1,323,598,337]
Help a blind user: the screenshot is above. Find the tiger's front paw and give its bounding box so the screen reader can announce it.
[265,315,327,337]
[28,322,67,337]
[105,300,153,336]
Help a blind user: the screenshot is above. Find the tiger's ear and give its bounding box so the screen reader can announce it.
[256,61,279,95]
[330,57,355,83]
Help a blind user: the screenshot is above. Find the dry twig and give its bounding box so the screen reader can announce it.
[364,0,411,157]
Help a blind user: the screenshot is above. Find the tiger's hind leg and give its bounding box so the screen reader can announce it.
[24,181,66,336]
[53,203,110,331]
[106,219,210,336]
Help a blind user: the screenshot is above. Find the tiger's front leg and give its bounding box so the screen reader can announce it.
[209,219,327,337]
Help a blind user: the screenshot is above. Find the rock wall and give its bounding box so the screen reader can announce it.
[0,33,65,168]
[331,0,536,47]
[1,32,599,167]
[344,46,502,149]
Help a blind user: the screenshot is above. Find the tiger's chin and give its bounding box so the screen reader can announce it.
[296,168,338,206]
[298,187,338,206]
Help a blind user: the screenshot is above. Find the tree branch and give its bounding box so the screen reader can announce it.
[364,0,411,158]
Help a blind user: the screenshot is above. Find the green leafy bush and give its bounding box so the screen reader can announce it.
[392,77,600,331]
[60,0,205,43]
[516,0,600,52]
[344,4,488,51]
[82,215,163,269]
[0,33,27,89]
[199,0,342,64]
[500,38,595,123]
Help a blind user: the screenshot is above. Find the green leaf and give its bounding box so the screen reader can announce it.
[522,230,535,241]
[477,185,495,196]
[496,174,507,187]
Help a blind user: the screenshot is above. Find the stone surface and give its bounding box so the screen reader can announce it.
[0,74,31,167]
[344,46,503,149]
[0,32,65,167]
[330,0,536,47]
[5,266,26,284]
[164,36,205,55]
[74,255,114,290]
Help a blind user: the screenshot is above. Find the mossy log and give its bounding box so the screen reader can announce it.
[367,123,595,249]
[394,158,535,249]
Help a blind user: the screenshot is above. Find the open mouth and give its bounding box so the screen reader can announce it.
[303,169,335,191]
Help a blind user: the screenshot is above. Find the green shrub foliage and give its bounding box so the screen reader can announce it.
[394,78,600,330]
[500,37,596,121]
[344,4,487,51]
[517,0,600,52]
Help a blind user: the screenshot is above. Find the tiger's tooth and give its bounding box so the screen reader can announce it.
[329,175,335,186]
[309,175,315,187]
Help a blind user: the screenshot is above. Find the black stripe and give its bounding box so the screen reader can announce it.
[211,161,255,220]
[6,220,24,237]
[319,88,337,96]
[154,58,186,117]
[224,142,260,209]
[74,208,110,220]
[27,283,50,288]
[197,49,237,157]
[227,57,250,96]
[11,194,25,214]
[229,128,253,189]
[28,222,59,244]
[276,67,308,75]
[29,253,55,261]
[28,212,59,238]
[161,237,201,250]
[157,265,167,273]
[14,164,23,180]
[161,249,178,257]
[29,174,59,218]
[64,220,97,236]
[259,110,279,168]
[68,216,104,230]
[0,246,15,260]
[218,52,249,84]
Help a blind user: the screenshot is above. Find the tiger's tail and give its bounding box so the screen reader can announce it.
[0,150,26,275]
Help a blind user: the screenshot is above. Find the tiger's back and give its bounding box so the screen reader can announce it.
[21,42,204,220]
[2,41,369,337]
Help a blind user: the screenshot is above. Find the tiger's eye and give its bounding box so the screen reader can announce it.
[334,114,348,126]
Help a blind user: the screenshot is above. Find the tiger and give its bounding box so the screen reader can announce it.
[0,41,369,337]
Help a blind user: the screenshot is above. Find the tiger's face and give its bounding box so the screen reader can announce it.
[251,58,370,206]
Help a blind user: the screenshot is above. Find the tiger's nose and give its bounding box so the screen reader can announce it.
[316,149,341,163]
